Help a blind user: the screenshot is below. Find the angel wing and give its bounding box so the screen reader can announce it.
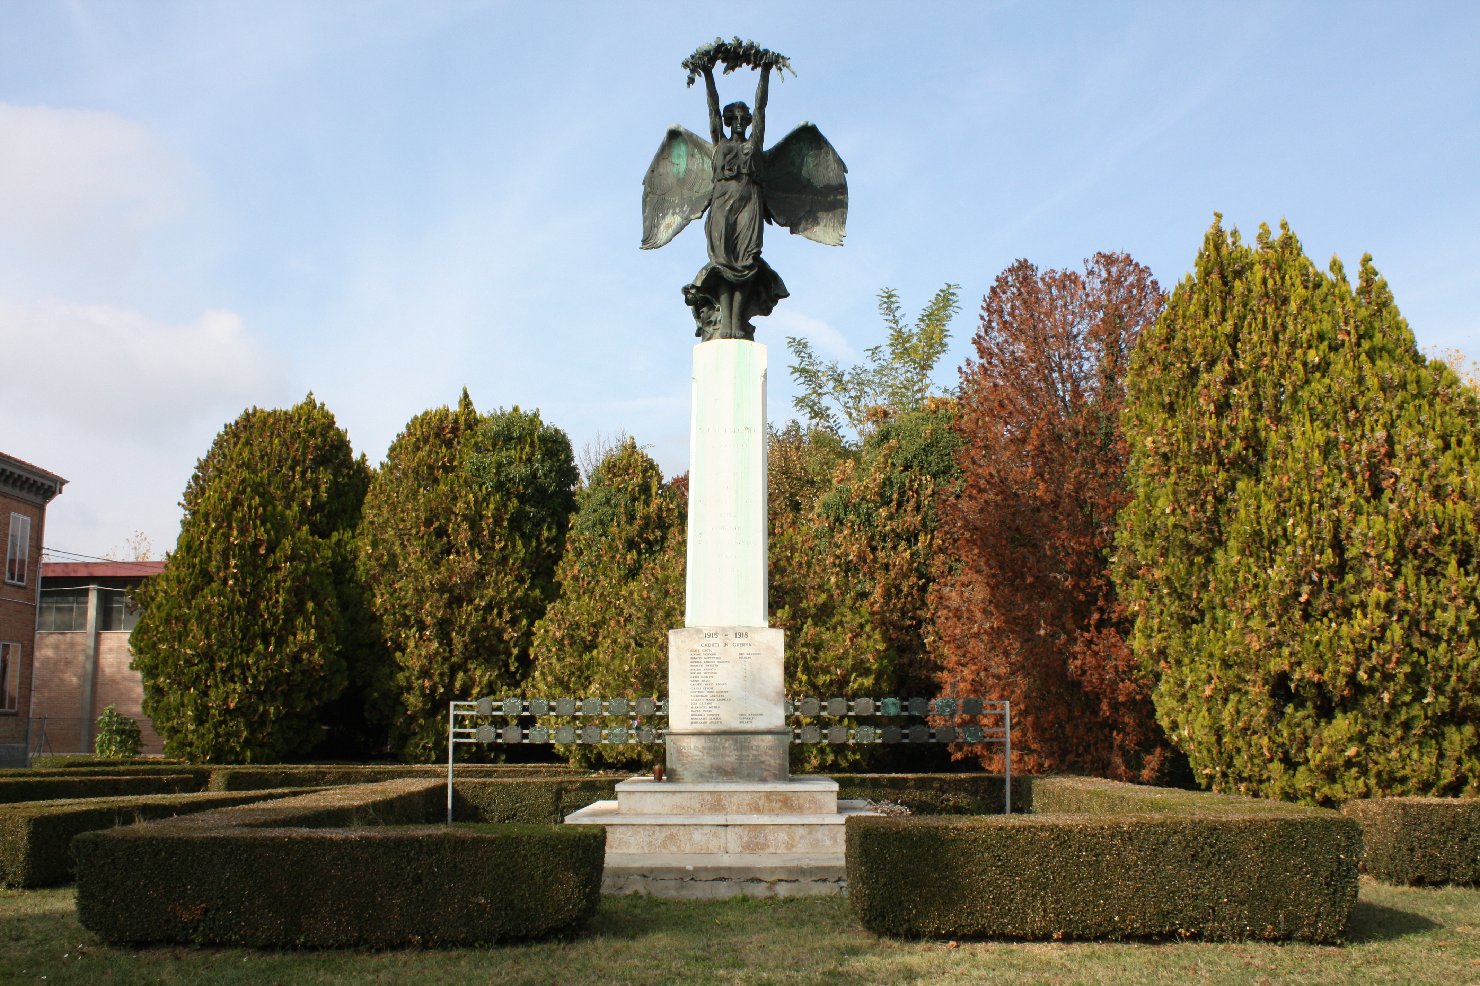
[641,125,715,250]
[764,123,848,246]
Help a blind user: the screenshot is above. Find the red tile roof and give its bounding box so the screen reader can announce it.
[41,561,166,579]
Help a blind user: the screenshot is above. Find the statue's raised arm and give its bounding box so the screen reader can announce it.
[702,66,723,145]
[644,39,847,343]
[750,65,769,151]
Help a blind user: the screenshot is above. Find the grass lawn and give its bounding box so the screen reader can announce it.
[2,879,1477,986]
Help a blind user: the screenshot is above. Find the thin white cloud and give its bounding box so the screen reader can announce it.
[1,298,291,433]
[1,297,296,555]
[767,310,857,362]
[0,102,195,282]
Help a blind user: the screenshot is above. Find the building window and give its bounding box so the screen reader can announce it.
[0,642,17,713]
[39,589,89,632]
[5,513,30,586]
[100,589,140,632]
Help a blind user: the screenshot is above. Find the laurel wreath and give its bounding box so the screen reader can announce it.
[683,37,794,87]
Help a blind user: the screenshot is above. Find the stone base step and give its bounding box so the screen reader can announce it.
[603,851,847,899]
[614,776,839,816]
[566,799,873,854]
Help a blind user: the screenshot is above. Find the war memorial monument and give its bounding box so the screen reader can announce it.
[565,40,872,897]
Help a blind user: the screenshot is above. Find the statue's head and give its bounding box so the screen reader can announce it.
[722,101,753,136]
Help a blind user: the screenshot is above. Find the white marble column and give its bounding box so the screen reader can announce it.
[669,340,788,782]
[684,340,768,629]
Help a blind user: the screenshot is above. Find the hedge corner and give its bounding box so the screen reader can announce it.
[1344,797,1480,886]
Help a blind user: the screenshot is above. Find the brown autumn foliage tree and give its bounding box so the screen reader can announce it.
[931,253,1177,781]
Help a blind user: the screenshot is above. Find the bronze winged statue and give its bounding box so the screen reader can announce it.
[642,41,848,342]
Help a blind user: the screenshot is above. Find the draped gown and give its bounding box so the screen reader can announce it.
[683,136,789,339]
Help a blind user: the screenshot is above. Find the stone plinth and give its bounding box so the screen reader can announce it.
[663,731,791,783]
[601,853,848,899]
[684,341,768,628]
[564,778,872,898]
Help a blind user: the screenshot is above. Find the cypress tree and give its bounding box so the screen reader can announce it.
[131,396,369,762]
[527,439,685,768]
[358,394,577,761]
[1117,217,1480,803]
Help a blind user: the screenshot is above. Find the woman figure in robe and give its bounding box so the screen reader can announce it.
[683,64,788,341]
[642,50,847,342]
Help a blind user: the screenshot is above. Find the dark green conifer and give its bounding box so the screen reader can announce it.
[1117,217,1480,802]
[528,439,684,768]
[358,393,577,761]
[131,396,369,762]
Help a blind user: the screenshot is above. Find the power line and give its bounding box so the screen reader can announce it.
[41,547,163,574]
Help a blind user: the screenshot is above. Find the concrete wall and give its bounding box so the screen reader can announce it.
[96,631,163,754]
[31,626,164,756]
[28,631,88,754]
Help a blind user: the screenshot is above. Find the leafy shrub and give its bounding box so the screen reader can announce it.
[1344,797,1480,886]
[847,777,1360,942]
[528,440,683,769]
[780,286,963,772]
[93,706,141,760]
[359,396,578,761]
[932,254,1175,782]
[771,409,961,773]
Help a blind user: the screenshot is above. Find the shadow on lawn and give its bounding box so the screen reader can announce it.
[1344,899,1440,943]
[584,895,847,943]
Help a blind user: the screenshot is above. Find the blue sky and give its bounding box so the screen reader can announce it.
[3,1,1477,558]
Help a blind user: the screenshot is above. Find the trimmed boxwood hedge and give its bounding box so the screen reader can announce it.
[453,772,1019,822]
[77,822,604,947]
[847,777,1361,942]
[206,762,583,791]
[145,777,443,830]
[1028,775,1297,815]
[829,773,1025,815]
[453,776,621,822]
[74,779,605,947]
[7,765,205,780]
[0,773,204,804]
[28,755,188,769]
[1344,797,1480,886]
[0,788,307,887]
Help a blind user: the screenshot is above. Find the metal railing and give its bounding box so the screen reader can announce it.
[444,696,1012,821]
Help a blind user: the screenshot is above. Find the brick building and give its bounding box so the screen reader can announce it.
[0,452,67,767]
[31,561,167,756]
